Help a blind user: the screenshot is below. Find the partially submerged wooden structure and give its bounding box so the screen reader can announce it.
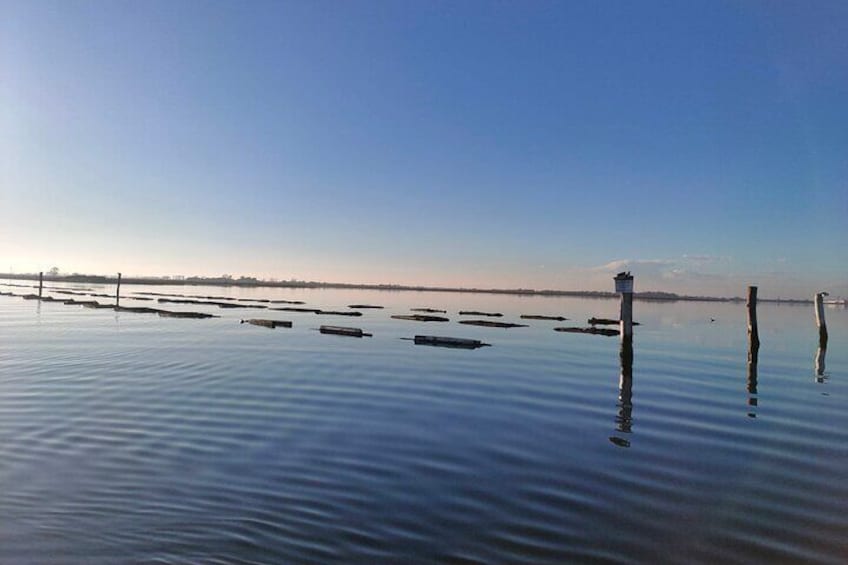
[241,319,293,329]
[410,335,490,349]
[319,325,372,338]
[391,314,450,322]
[554,326,620,336]
[458,320,527,328]
[458,311,503,317]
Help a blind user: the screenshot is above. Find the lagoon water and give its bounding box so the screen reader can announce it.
[1,283,846,564]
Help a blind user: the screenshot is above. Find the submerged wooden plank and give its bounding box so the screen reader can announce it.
[411,308,447,313]
[315,310,363,317]
[521,315,568,321]
[554,326,620,336]
[319,325,372,338]
[458,311,503,317]
[271,307,321,313]
[588,317,640,326]
[458,320,528,328]
[157,311,218,319]
[348,304,384,309]
[412,335,490,349]
[241,319,293,329]
[114,306,164,314]
[391,315,450,322]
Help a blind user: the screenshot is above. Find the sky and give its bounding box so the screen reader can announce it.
[1,1,846,298]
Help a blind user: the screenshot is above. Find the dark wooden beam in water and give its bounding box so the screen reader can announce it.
[458,320,528,328]
[458,311,503,317]
[315,310,363,317]
[319,325,372,337]
[241,319,293,329]
[157,298,267,309]
[554,326,620,336]
[392,314,450,322]
[411,308,447,313]
[271,307,321,313]
[521,315,568,321]
[270,300,306,305]
[588,317,641,326]
[157,311,218,319]
[411,335,490,349]
[348,304,384,309]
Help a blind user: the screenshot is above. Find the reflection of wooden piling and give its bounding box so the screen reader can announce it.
[815,346,826,378]
[747,286,759,351]
[116,272,122,307]
[815,292,828,347]
[38,272,43,299]
[613,336,634,441]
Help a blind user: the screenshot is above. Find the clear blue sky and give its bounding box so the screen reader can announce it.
[1,1,846,298]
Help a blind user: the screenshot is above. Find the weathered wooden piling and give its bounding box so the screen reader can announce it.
[116,272,122,307]
[38,272,43,299]
[814,292,828,347]
[614,272,634,340]
[747,286,760,352]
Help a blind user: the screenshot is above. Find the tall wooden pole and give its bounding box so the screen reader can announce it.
[615,272,634,340]
[814,292,828,348]
[747,286,759,351]
[116,272,122,307]
[38,271,43,299]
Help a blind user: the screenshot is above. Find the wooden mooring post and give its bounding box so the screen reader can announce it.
[116,272,122,307]
[815,292,828,347]
[747,286,759,352]
[38,271,43,299]
[614,272,634,341]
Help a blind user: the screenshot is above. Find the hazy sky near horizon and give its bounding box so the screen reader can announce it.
[1,1,846,298]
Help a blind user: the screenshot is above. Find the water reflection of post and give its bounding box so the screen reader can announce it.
[815,347,826,382]
[617,336,634,432]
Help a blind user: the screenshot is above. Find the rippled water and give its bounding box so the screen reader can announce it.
[1,283,846,564]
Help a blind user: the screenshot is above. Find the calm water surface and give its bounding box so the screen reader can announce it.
[1,283,846,564]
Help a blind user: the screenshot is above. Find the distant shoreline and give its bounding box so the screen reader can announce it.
[0,272,814,304]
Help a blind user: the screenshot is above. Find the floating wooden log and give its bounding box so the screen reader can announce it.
[157,311,218,319]
[458,320,528,328]
[241,319,293,329]
[316,310,363,317]
[521,314,568,321]
[157,298,266,309]
[554,326,620,336]
[114,306,163,314]
[270,300,306,305]
[588,317,640,326]
[319,325,372,338]
[63,299,99,306]
[21,294,40,300]
[392,314,450,322]
[411,308,447,313]
[82,302,116,309]
[348,304,384,309]
[411,335,490,349]
[458,311,503,317]
[271,307,321,313]
[236,298,271,303]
